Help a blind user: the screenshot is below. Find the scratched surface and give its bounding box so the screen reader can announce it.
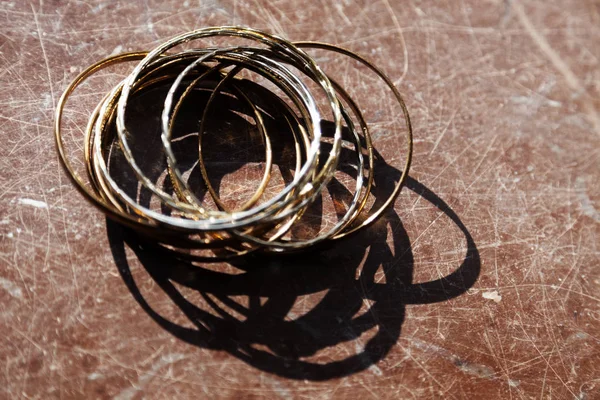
[1,0,600,399]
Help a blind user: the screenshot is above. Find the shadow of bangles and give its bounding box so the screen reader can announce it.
[102,60,479,380]
[108,175,480,380]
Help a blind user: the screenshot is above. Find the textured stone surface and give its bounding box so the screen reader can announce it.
[1,0,599,398]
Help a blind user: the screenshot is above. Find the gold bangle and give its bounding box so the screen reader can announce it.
[54,27,413,257]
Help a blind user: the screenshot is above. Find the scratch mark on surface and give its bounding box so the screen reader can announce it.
[333,3,351,25]
[382,0,409,85]
[114,353,185,400]
[430,105,459,155]
[408,338,495,379]
[31,4,55,109]
[516,314,579,398]
[512,0,600,134]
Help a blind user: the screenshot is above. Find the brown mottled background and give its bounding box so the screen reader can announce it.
[1,0,599,399]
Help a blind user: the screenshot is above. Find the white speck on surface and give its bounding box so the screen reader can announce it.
[482,291,502,303]
[457,361,494,378]
[17,198,48,209]
[0,219,9,225]
[6,232,13,238]
[268,377,292,399]
[110,45,123,55]
[91,3,107,13]
[0,278,23,299]
[369,364,383,376]
[576,177,600,222]
[508,379,520,387]
[87,372,103,380]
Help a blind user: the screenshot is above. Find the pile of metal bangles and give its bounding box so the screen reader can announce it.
[54,26,413,260]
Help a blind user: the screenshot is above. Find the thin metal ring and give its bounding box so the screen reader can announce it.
[55,27,413,257]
